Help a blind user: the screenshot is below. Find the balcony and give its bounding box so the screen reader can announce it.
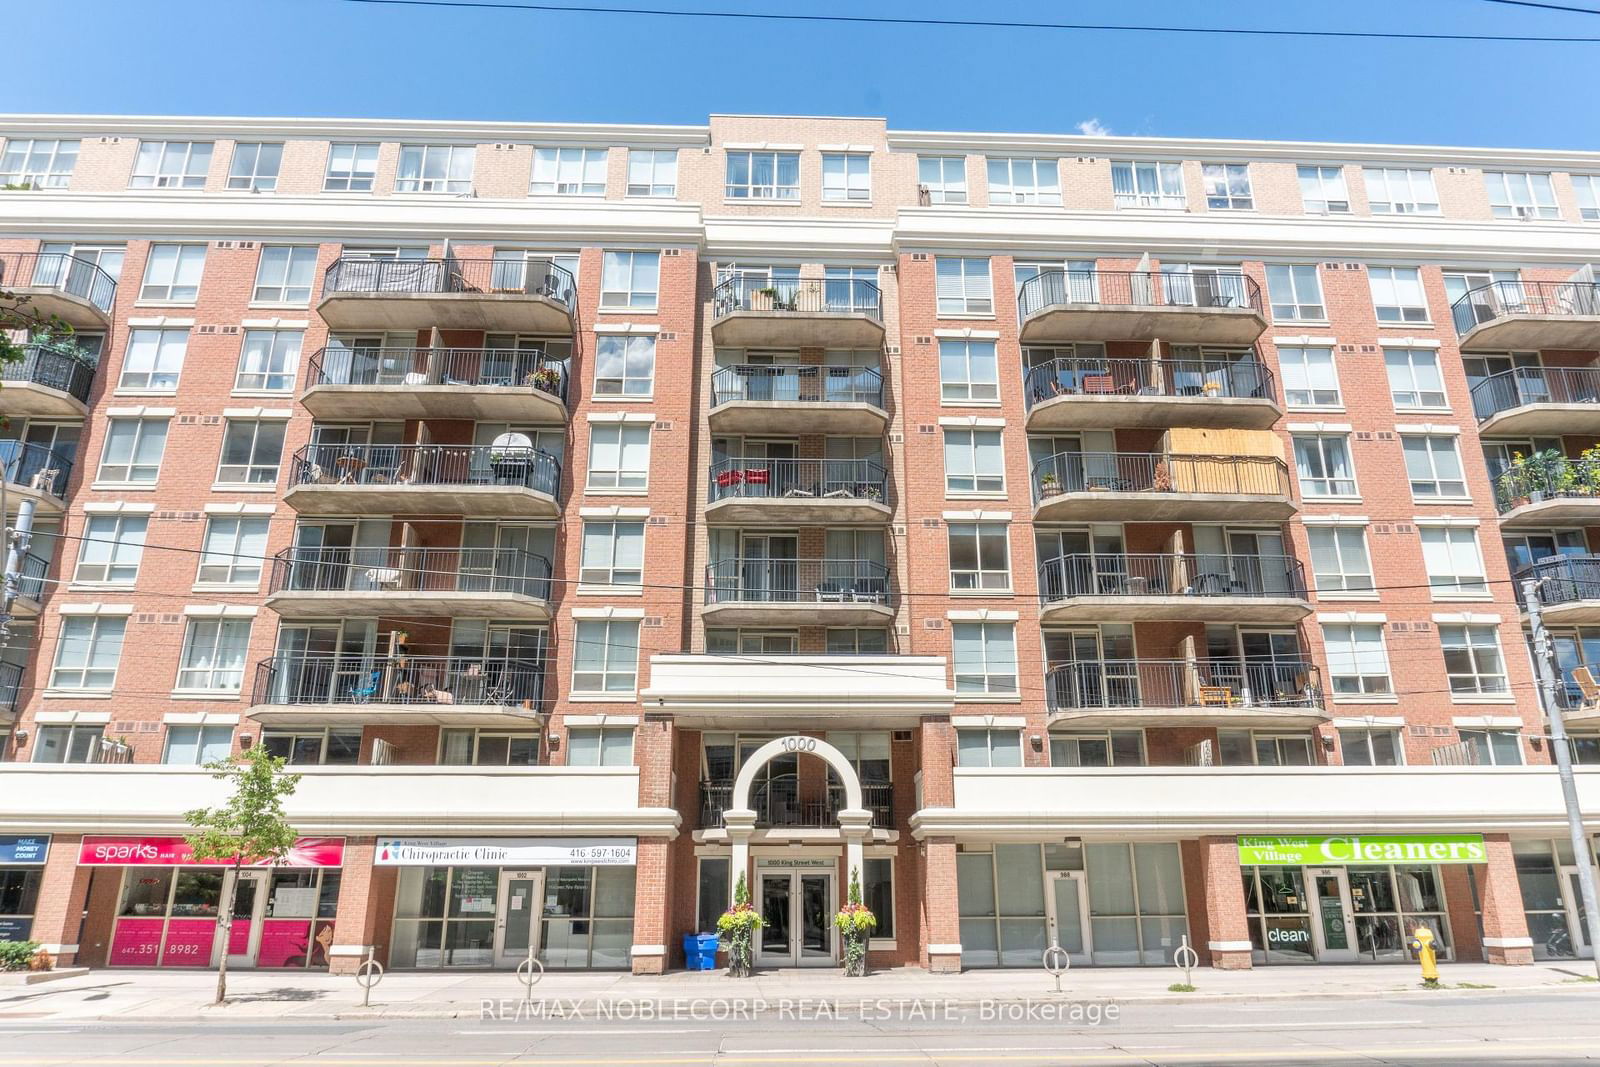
[316,257,577,333]
[265,546,552,620]
[1470,365,1600,437]
[1516,555,1600,625]
[1492,455,1600,528]
[709,364,887,435]
[1046,658,1325,728]
[248,653,544,727]
[706,457,889,524]
[0,344,96,417]
[1451,280,1600,351]
[642,654,955,728]
[1030,452,1294,523]
[710,277,884,348]
[1023,355,1279,430]
[284,444,561,518]
[699,780,894,830]
[1,442,73,515]
[301,346,568,422]
[0,251,116,329]
[5,552,48,618]
[1037,552,1311,624]
[1016,269,1267,346]
[702,558,894,626]
[0,662,20,725]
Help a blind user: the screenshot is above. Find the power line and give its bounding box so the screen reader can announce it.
[1478,0,1600,13]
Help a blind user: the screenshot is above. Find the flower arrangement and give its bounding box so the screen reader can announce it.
[833,867,877,977]
[528,366,562,391]
[1201,380,1223,396]
[717,873,764,977]
[1039,471,1061,495]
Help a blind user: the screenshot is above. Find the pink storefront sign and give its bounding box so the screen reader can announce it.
[79,837,345,867]
[160,919,217,967]
[227,920,253,957]
[107,918,165,967]
[255,920,332,969]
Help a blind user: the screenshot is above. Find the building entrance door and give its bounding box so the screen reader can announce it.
[494,870,545,968]
[1044,871,1093,965]
[756,870,835,966]
[1307,867,1358,962]
[222,869,270,968]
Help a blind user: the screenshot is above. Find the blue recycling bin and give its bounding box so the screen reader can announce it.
[682,932,720,970]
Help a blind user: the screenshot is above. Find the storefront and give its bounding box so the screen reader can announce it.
[376,837,637,970]
[0,835,50,942]
[79,836,345,969]
[1511,835,1599,961]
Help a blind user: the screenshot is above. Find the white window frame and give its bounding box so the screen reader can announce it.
[138,244,206,303]
[1321,622,1393,697]
[1338,727,1404,766]
[825,627,890,654]
[1306,525,1374,596]
[175,617,251,692]
[951,621,1018,695]
[579,520,645,587]
[1202,162,1254,210]
[1292,433,1358,499]
[1266,264,1326,321]
[593,334,655,396]
[955,727,1022,767]
[235,329,302,393]
[586,423,651,491]
[1384,347,1448,411]
[1363,167,1439,215]
[938,339,999,403]
[50,615,126,690]
[986,156,1060,205]
[74,514,148,586]
[943,428,1005,495]
[0,137,79,188]
[119,328,189,391]
[395,144,475,194]
[724,150,800,201]
[1297,165,1350,214]
[226,142,282,191]
[1368,266,1430,323]
[162,724,235,765]
[1402,435,1468,500]
[935,257,994,316]
[599,251,660,309]
[130,140,212,189]
[571,619,640,695]
[947,522,1011,591]
[1420,526,1488,597]
[252,245,318,304]
[1110,160,1185,209]
[97,417,169,484]
[196,516,269,586]
[323,143,379,192]
[822,152,872,202]
[567,725,636,765]
[1574,175,1600,221]
[31,724,106,764]
[1278,347,1341,409]
[626,149,677,197]
[532,146,608,196]
[1459,728,1523,766]
[1440,624,1509,696]
[1484,171,1559,220]
[918,155,967,204]
[216,419,286,486]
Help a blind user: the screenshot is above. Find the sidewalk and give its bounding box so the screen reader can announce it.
[3,961,1595,1021]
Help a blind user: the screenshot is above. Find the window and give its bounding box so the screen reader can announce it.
[572,619,640,693]
[600,251,659,308]
[626,149,676,197]
[1297,165,1349,213]
[1049,730,1145,767]
[593,335,654,395]
[724,150,799,200]
[1278,346,1340,408]
[197,517,269,586]
[323,143,379,192]
[130,140,212,189]
[118,328,188,392]
[50,616,126,690]
[1219,731,1315,766]
[216,420,286,485]
[586,424,650,490]
[567,726,635,766]
[97,417,169,483]
[1110,160,1184,209]
[32,724,105,763]
[532,147,608,195]
[1339,728,1402,766]
[822,152,871,201]
[918,155,966,204]
[955,728,1022,767]
[948,522,1010,591]
[938,339,998,402]
[163,725,234,764]
[74,515,148,585]
[1307,526,1373,594]
[1420,526,1488,596]
[0,138,78,188]
[396,144,474,193]
[262,728,362,765]
[1202,163,1253,209]
[934,257,993,315]
[1459,729,1522,766]
[943,428,1005,494]
[226,142,281,191]
[863,857,894,939]
[138,244,206,302]
[1384,348,1447,410]
[986,157,1060,205]
[1266,264,1325,320]
[826,628,889,654]
[579,521,644,586]
[1440,624,1508,695]
[1402,435,1467,499]
[1368,266,1430,323]
[1484,171,1558,219]
[252,245,317,303]
[1321,622,1392,696]
[1292,434,1357,498]
[1363,167,1439,214]
[175,618,251,691]
[440,728,539,766]
[235,330,302,392]
[1574,175,1600,221]
[697,857,731,933]
[952,621,1018,694]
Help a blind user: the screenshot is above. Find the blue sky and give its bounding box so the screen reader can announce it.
[9,1,1599,147]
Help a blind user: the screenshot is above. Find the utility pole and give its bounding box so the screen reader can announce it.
[0,471,38,649]
[1523,577,1600,980]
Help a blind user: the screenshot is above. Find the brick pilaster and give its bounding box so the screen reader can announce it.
[1476,833,1534,965]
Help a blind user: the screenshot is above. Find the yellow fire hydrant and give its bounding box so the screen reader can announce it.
[1410,926,1440,987]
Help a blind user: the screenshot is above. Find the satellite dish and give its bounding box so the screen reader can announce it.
[490,432,534,455]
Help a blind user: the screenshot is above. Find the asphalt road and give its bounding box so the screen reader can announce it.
[2,990,1599,1064]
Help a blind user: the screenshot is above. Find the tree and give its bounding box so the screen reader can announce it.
[183,745,302,1004]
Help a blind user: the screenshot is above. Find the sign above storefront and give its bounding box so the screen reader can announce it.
[78,836,345,868]
[0,835,50,865]
[1238,834,1486,866]
[374,837,637,867]
[756,857,837,869]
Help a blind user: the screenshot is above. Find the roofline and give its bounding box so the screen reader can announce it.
[0,113,710,146]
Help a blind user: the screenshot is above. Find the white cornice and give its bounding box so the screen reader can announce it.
[702,215,896,259]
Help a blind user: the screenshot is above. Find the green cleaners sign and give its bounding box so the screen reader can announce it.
[1238,834,1487,866]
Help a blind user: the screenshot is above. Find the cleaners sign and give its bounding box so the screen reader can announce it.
[1238,834,1487,866]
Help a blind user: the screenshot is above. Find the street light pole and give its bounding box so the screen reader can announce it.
[1523,577,1600,979]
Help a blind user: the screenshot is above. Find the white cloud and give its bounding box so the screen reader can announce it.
[1076,118,1111,138]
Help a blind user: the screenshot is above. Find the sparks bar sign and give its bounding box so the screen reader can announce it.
[1237,834,1487,866]
[374,837,637,866]
[78,836,346,867]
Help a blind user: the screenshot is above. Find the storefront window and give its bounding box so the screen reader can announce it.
[542,865,636,969]
[864,857,894,940]
[171,870,224,917]
[696,857,729,934]
[257,869,340,968]
[1246,864,1452,964]
[0,868,43,941]
[1247,866,1316,963]
[111,867,220,967]
[1514,840,1577,960]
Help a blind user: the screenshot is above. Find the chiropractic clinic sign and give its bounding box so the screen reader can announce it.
[375,837,637,866]
[1237,834,1487,866]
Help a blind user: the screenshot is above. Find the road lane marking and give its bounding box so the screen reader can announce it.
[1173,1018,1421,1029]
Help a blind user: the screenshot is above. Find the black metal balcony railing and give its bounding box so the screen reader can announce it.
[1516,554,1600,608]
[0,661,21,717]
[322,257,577,312]
[1470,366,1600,423]
[13,552,48,603]
[0,251,118,312]
[1045,657,1323,714]
[1037,552,1308,604]
[1023,355,1275,410]
[1017,269,1264,320]
[309,346,569,404]
[1030,451,1292,503]
[711,276,883,322]
[1,344,97,404]
[252,653,544,709]
[290,443,561,497]
[698,779,894,829]
[269,546,552,600]
[1451,279,1600,337]
[705,558,892,607]
[1491,454,1599,513]
[0,442,73,501]
[711,364,884,409]
[708,457,886,504]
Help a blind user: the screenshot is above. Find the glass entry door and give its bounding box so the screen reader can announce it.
[756,870,835,966]
[1045,871,1092,965]
[224,869,270,968]
[494,870,545,967]
[1308,867,1358,962]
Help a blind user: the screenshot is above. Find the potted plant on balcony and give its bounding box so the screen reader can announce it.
[1201,379,1223,397]
[718,873,764,978]
[833,868,877,978]
[1038,471,1062,497]
[527,366,562,392]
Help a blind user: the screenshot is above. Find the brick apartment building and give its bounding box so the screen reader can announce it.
[1,113,1599,975]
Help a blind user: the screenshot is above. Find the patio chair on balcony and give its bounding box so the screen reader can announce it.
[1575,667,1600,712]
[347,670,381,704]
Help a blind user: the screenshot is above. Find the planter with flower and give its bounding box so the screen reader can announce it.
[717,873,764,977]
[833,867,877,977]
[1201,380,1223,397]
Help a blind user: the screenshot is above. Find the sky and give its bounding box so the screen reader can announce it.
[8,0,1600,148]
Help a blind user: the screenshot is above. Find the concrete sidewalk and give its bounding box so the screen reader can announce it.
[3,961,1596,1021]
